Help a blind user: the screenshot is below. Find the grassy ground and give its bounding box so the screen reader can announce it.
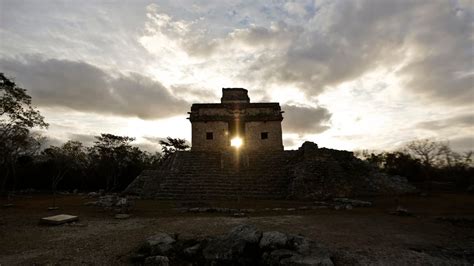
[1,193,473,265]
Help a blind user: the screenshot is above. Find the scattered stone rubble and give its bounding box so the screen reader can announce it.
[132,224,334,266]
[288,142,417,200]
[333,198,372,207]
[390,206,415,217]
[176,198,373,214]
[84,193,134,213]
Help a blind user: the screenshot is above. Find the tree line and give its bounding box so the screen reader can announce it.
[0,73,189,194]
[356,139,473,191]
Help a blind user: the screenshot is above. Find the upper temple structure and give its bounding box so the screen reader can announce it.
[188,88,284,151]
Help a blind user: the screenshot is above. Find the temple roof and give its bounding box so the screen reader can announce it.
[190,102,281,111]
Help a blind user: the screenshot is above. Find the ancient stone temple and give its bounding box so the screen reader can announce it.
[125,88,415,200]
[189,88,284,151]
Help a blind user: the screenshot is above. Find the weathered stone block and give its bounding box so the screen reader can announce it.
[40,214,78,225]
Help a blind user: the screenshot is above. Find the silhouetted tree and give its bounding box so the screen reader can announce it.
[88,134,149,191]
[41,141,87,207]
[143,151,163,169]
[0,73,48,193]
[359,140,474,191]
[159,137,190,160]
[404,139,447,167]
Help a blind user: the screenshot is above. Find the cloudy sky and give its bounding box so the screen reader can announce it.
[1,0,473,152]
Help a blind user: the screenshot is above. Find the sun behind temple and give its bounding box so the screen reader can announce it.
[188,88,284,151]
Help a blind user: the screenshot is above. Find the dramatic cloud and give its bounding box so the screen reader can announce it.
[417,114,474,131]
[242,1,473,104]
[135,0,474,115]
[282,105,331,135]
[0,0,472,152]
[0,56,188,119]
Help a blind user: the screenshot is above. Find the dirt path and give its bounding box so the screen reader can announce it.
[1,193,473,265]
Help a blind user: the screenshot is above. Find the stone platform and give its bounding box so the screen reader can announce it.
[125,142,416,200]
[40,214,79,225]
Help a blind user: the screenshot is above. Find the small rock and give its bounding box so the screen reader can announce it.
[88,192,99,198]
[298,206,309,210]
[391,206,414,217]
[263,249,299,265]
[288,234,312,254]
[287,208,296,211]
[84,201,98,206]
[183,243,201,257]
[188,208,199,212]
[144,255,169,266]
[228,224,262,243]
[144,233,176,256]
[259,231,288,250]
[116,197,128,207]
[333,198,372,207]
[97,195,117,208]
[198,207,210,212]
[345,205,353,210]
[272,208,282,211]
[233,212,246,218]
[115,214,130,219]
[314,201,329,206]
[311,206,328,210]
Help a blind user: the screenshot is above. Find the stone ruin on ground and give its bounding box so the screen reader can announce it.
[131,224,334,266]
[125,88,416,200]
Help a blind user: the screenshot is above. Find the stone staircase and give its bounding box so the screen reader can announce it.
[125,151,296,200]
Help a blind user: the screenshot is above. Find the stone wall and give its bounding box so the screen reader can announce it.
[244,121,283,151]
[192,121,229,151]
[197,107,228,116]
[245,107,280,116]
